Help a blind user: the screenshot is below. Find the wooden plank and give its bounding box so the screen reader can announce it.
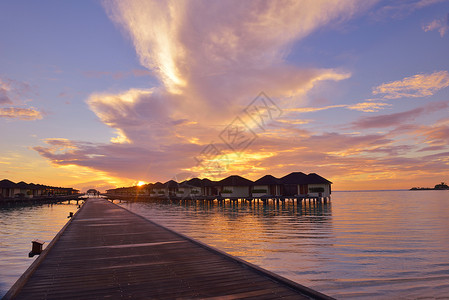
[5,198,334,300]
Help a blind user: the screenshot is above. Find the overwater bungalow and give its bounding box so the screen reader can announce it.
[202,178,219,197]
[305,173,332,197]
[17,181,32,197]
[142,183,153,196]
[105,172,332,200]
[217,175,253,198]
[106,187,128,196]
[0,179,19,198]
[252,175,283,197]
[164,180,179,197]
[280,172,332,197]
[28,183,47,197]
[0,179,79,199]
[280,172,309,197]
[178,178,203,198]
[151,182,165,197]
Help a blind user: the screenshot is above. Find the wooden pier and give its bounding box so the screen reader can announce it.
[0,195,84,206]
[104,194,330,205]
[5,198,333,300]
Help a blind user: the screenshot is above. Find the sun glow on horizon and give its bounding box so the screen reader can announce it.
[136,181,146,187]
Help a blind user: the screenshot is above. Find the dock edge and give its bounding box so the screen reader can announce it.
[3,204,85,300]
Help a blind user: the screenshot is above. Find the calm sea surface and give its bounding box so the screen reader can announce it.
[1,191,449,299]
[0,201,80,297]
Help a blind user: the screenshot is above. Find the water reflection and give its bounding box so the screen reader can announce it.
[4,192,448,299]
[119,198,332,216]
[118,191,449,299]
[0,201,80,297]
[119,198,335,286]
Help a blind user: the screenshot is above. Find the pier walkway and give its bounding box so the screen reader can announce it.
[5,198,333,299]
[0,194,83,206]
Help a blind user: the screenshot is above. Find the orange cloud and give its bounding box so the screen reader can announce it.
[0,77,42,121]
[346,102,391,112]
[68,1,371,183]
[104,0,367,95]
[33,1,449,190]
[285,101,390,115]
[372,71,449,99]
[416,118,449,146]
[0,107,42,120]
[286,105,347,113]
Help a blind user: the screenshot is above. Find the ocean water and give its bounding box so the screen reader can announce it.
[0,201,80,297]
[117,190,449,299]
[1,191,448,299]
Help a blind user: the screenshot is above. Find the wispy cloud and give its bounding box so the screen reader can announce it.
[423,13,449,36]
[41,138,79,151]
[276,119,312,125]
[0,107,42,120]
[418,145,448,152]
[40,0,372,180]
[372,0,446,20]
[286,101,390,114]
[0,77,42,121]
[416,118,449,146]
[0,77,32,105]
[347,102,391,112]
[351,101,449,129]
[34,139,203,180]
[104,0,367,95]
[33,1,449,189]
[0,81,13,105]
[285,105,347,114]
[372,71,449,99]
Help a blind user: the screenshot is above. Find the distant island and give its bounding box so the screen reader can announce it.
[410,182,449,190]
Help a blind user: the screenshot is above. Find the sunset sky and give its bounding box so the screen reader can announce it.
[1,0,449,192]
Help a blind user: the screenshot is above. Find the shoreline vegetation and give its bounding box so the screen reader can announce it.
[410,182,449,190]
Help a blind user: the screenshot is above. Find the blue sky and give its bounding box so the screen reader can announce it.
[1,0,449,191]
